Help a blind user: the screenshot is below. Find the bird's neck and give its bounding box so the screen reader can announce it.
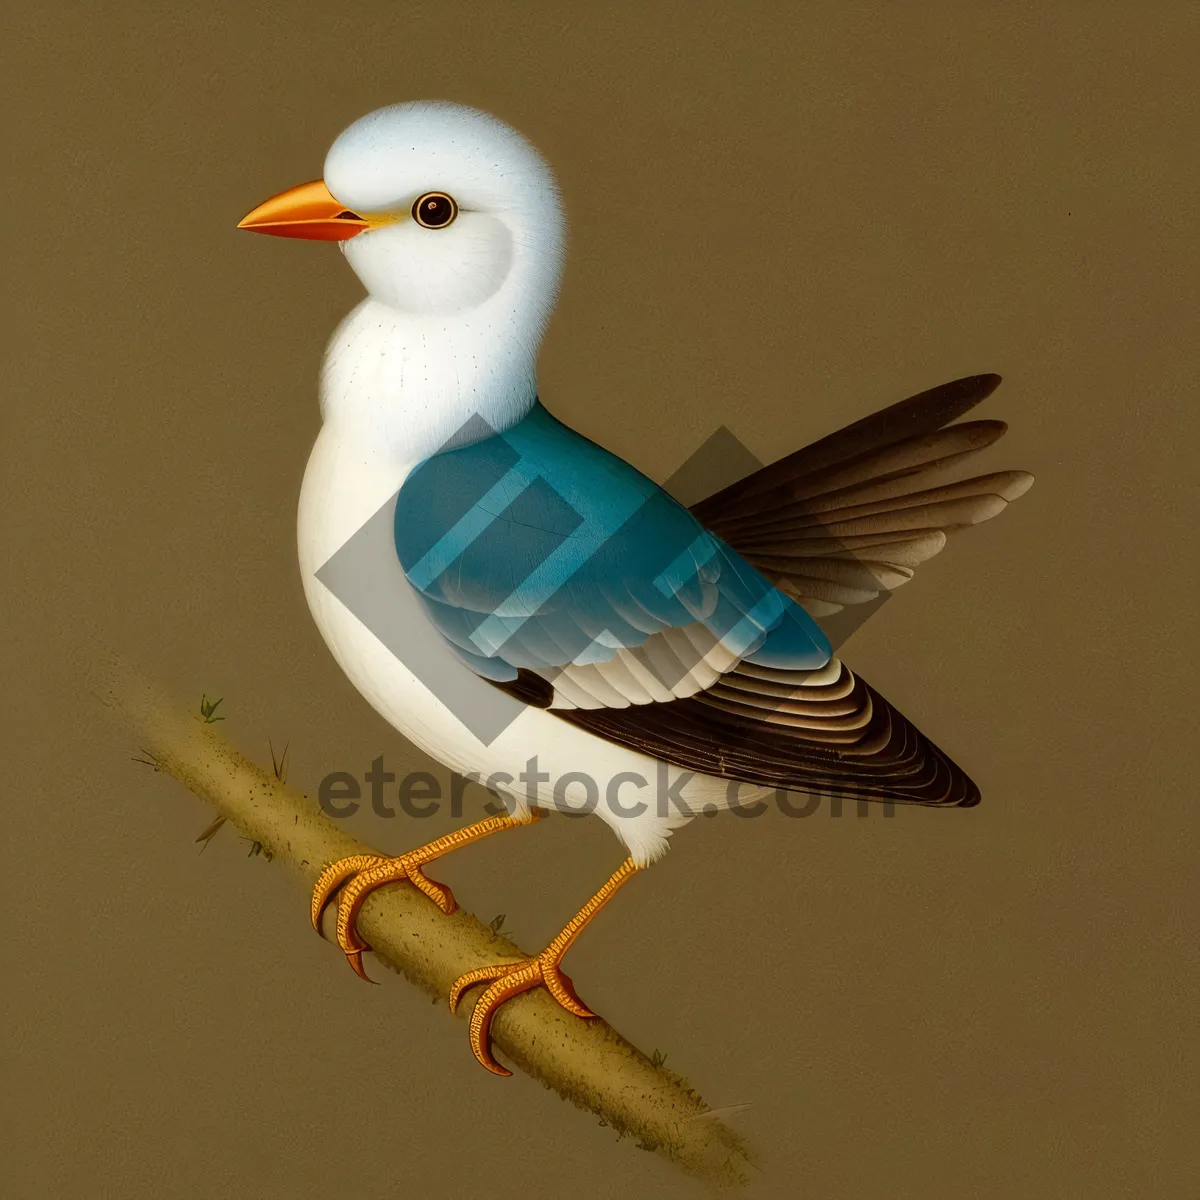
[319,298,540,464]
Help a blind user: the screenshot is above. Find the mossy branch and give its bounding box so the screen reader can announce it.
[98,658,752,1186]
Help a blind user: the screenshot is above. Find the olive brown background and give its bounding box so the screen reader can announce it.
[3,3,1196,1197]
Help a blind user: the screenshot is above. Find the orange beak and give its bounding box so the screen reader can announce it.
[237,179,369,241]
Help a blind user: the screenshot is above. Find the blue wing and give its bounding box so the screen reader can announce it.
[394,403,831,700]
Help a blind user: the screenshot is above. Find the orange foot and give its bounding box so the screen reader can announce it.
[449,857,638,1075]
[311,812,538,980]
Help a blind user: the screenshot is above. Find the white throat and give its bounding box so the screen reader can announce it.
[319,296,541,464]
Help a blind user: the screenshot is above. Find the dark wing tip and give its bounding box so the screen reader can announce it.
[892,372,1003,425]
[952,771,983,806]
[955,372,1002,398]
[691,373,1007,523]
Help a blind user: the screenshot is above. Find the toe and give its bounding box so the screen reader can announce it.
[345,948,379,984]
[311,854,385,935]
[448,961,521,1013]
[406,864,457,914]
[543,965,595,1019]
[466,967,540,1076]
[334,863,404,966]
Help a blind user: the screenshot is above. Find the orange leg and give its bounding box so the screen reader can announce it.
[311,811,540,980]
[449,857,638,1076]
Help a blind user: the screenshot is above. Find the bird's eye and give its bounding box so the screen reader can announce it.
[412,192,458,229]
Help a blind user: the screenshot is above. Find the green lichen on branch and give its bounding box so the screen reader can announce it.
[97,657,753,1187]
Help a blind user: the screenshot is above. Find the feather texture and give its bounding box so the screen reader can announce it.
[435,375,1030,807]
[562,658,980,806]
[394,401,832,703]
[692,375,1033,614]
[562,374,1031,804]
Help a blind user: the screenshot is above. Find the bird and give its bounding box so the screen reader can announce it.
[238,100,1033,1076]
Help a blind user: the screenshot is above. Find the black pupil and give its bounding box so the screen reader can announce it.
[417,194,453,227]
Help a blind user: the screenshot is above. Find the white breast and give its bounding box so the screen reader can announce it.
[303,420,769,863]
[296,299,751,866]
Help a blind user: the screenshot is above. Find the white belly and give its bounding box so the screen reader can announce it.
[296,422,744,866]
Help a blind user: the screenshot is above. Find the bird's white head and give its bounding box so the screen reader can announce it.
[240,100,566,331]
[240,102,568,454]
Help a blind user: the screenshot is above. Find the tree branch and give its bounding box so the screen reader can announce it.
[97,658,752,1186]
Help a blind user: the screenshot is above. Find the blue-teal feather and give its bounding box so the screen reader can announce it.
[394,403,831,687]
